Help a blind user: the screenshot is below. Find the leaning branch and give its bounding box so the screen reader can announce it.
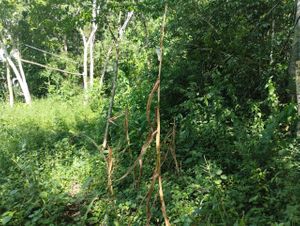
[24,44,77,64]
[20,58,82,76]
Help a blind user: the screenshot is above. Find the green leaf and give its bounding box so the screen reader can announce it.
[216,169,223,175]
[221,175,227,180]
[1,211,14,225]
[2,216,12,225]
[214,179,222,185]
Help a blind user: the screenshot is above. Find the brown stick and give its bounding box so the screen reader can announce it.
[146,4,170,225]
[124,108,138,186]
[155,5,170,226]
[107,146,114,196]
[146,79,160,129]
[116,130,157,182]
[146,171,159,226]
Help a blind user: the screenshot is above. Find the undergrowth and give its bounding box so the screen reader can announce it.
[0,97,299,225]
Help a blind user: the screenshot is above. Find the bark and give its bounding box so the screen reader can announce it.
[6,62,14,107]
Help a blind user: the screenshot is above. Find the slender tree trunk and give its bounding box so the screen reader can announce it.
[270,18,275,65]
[292,0,300,137]
[6,62,14,107]
[80,30,89,92]
[14,51,32,104]
[102,11,134,149]
[6,53,31,104]
[89,35,95,88]
[102,43,119,149]
[80,26,97,96]
[83,44,89,91]
[89,0,98,88]
[63,34,68,53]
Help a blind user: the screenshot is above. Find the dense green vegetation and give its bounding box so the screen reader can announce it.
[1,0,300,225]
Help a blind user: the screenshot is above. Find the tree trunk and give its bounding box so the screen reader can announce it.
[63,34,68,53]
[89,0,98,89]
[6,62,14,107]
[80,30,89,92]
[89,35,95,88]
[270,18,275,65]
[80,26,97,97]
[292,0,300,137]
[6,54,31,104]
[14,50,32,104]
[102,43,119,149]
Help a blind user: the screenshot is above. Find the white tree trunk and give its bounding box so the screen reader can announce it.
[6,62,14,107]
[6,54,31,104]
[89,0,98,88]
[14,51,32,104]
[80,26,98,94]
[80,29,89,92]
[89,35,95,88]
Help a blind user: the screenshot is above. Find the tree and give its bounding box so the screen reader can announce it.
[0,1,32,104]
